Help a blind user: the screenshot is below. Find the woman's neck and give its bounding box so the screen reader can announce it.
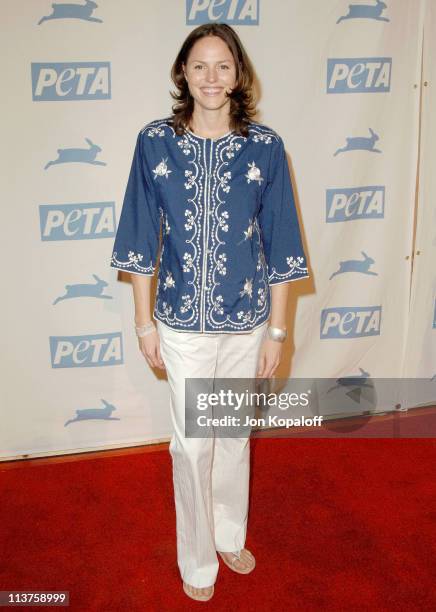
[188,110,231,139]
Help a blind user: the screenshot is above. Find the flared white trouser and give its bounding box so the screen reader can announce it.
[156,320,268,588]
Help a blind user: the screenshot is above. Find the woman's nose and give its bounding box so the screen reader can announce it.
[206,67,218,82]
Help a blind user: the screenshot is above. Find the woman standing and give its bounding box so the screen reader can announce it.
[110,23,309,602]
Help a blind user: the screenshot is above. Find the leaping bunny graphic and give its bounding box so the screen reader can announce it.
[334,128,381,156]
[337,1,389,24]
[53,274,112,304]
[329,252,378,280]
[64,399,119,426]
[44,138,106,169]
[38,1,103,25]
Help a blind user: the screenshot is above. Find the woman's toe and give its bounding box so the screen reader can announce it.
[240,549,255,567]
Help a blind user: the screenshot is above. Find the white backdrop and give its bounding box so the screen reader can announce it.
[401,0,436,407]
[1,0,432,460]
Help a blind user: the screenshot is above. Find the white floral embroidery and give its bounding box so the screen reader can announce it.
[253,133,272,144]
[111,250,154,274]
[128,250,143,264]
[237,219,255,245]
[184,209,195,231]
[286,255,306,271]
[163,272,175,290]
[182,252,194,272]
[147,126,165,138]
[153,157,172,179]
[180,294,193,313]
[237,309,252,323]
[216,253,227,275]
[218,210,229,232]
[178,137,191,155]
[239,278,253,299]
[162,301,173,316]
[184,169,195,190]
[269,255,309,283]
[257,287,266,307]
[245,162,263,185]
[225,141,242,159]
[219,170,231,193]
[212,294,224,315]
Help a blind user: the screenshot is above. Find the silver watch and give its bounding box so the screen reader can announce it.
[267,326,287,342]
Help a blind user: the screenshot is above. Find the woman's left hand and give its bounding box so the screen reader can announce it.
[256,337,282,378]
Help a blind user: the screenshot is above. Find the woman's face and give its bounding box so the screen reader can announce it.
[183,35,237,113]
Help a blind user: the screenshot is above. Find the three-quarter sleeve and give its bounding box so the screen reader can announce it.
[110,131,161,276]
[258,136,309,285]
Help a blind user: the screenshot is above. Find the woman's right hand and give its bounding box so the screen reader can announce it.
[138,330,166,370]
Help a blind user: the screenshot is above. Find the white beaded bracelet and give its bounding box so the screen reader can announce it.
[134,321,156,338]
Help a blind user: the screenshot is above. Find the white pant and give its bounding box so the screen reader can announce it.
[156,320,268,588]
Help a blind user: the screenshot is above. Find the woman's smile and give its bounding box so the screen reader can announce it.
[200,87,224,96]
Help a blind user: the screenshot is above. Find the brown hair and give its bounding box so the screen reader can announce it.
[169,23,257,138]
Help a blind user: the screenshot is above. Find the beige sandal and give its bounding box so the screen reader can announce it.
[218,549,256,574]
[182,581,214,602]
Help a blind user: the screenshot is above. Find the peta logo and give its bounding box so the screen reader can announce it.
[326,186,384,222]
[320,306,381,339]
[38,0,103,24]
[186,0,259,24]
[39,202,116,241]
[31,62,111,101]
[50,332,123,368]
[337,1,389,24]
[433,298,436,329]
[327,58,391,93]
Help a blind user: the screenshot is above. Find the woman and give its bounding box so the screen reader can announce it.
[110,23,309,602]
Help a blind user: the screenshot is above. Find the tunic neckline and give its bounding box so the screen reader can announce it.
[184,127,235,142]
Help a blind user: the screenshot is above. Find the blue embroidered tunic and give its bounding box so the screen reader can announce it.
[110,117,309,333]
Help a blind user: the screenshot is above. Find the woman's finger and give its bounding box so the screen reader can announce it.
[156,343,166,369]
[256,352,266,377]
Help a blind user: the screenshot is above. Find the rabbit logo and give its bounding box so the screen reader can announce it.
[38,1,103,25]
[44,139,106,169]
[325,369,374,407]
[334,129,382,156]
[53,274,112,304]
[337,1,389,24]
[329,252,378,280]
[64,399,119,427]
[335,368,371,385]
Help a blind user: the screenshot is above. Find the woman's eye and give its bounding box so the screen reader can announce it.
[194,65,203,70]
[220,65,230,70]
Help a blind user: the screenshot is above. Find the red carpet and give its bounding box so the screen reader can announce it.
[1,438,435,611]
